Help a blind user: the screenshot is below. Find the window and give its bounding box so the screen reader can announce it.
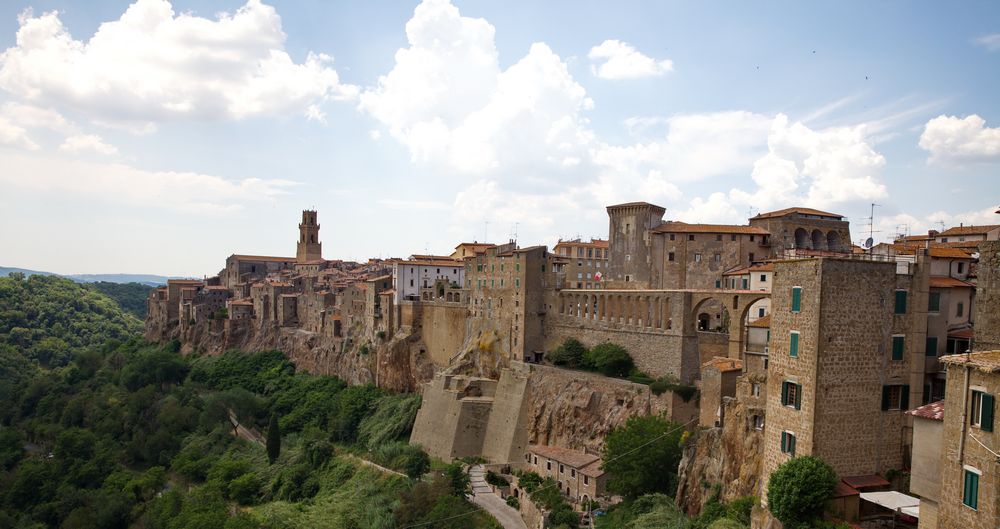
[742,278,749,289]
[559,464,564,474]
[751,383,760,397]
[515,279,520,289]
[668,252,675,262]
[714,253,721,263]
[781,381,801,409]
[758,307,766,317]
[881,384,909,410]
[780,431,796,455]
[789,331,800,358]
[670,234,675,241]
[926,336,938,357]
[791,287,802,313]
[731,234,737,242]
[963,468,980,510]
[695,253,703,263]
[571,469,576,477]
[928,292,941,312]
[688,234,695,241]
[971,390,994,431]
[584,476,589,485]
[894,290,908,314]
[715,280,721,289]
[753,415,764,430]
[716,234,723,241]
[957,302,965,317]
[891,335,905,361]
[533,456,537,464]
[958,262,966,274]
[547,461,551,470]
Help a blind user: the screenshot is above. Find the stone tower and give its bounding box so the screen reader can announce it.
[296,210,322,263]
[974,240,1000,351]
[605,202,665,288]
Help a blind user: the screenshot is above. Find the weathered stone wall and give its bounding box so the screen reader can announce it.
[417,302,469,366]
[677,396,765,515]
[697,331,729,364]
[974,241,1000,351]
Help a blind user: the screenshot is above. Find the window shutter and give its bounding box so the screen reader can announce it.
[791,287,801,312]
[982,394,995,432]
[895,290,907,314]
[795,384,802,410]
[901,385,910,410]
[789,434,796,456]
[892,336,904,360]
[881,385,890,411]
[926,337,938,357]
[790,333,799,358]
[780,432,786,452]
[781,381,789,406]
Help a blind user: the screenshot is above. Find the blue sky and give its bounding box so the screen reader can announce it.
[0,0,998,276]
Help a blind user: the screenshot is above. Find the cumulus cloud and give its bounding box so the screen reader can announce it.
[918,114,1000,164]
[359,0,593,174]
[587,39,673,80]
[0,114,39,150]
[0,0,357,127]
[0,150,295,213]
[976,33,1000,51]
[59,134,118,155]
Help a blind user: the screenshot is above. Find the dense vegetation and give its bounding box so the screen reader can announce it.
[0,274,499,529]
[0,274,142,368]
[766,456,842,529]
[595,492,753,529]
[85,281,153,319]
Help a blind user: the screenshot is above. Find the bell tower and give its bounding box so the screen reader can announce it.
[296,210,322,263]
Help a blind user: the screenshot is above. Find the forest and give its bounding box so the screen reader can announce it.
[0,274,498,529]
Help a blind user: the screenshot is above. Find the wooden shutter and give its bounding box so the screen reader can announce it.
[795,384,802,410]
[789,434,796,455]
[982,394,995,432]
[926,337,938,357]
[780,431,787,453]
[881,385,890,411]
[781,381,789,406]
[895,290,907,314]
[790,332,799,358]
[791,287,801,312]
[901,385,910,411]
[892,336,904,360]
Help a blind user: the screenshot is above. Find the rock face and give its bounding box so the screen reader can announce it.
[676,396,764,515]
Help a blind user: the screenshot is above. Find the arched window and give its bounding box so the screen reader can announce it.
[811,229,825,251]
[827,231,841,252]
[794,228,810,249]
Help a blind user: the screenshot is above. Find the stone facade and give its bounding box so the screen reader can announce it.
[748,207,852,254]
[553,238,609,290]
[975,241,1000,351]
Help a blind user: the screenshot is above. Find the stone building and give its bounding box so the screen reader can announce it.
[553,238,609,289]
[700,357,743,428]
[392,257,465,302]
[907,400,944,529]
[296,209,322,263]
[747,207,852,254]
[759,254,930,509]
[975,241,1000,352]
[935,351,1000,529]
[521,445,608,505]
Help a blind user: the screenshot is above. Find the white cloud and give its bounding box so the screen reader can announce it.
[0,0,356,127]
[0,150,295,213]
[918,114,1000,164]
[588,39,673,80]
[359,0,593,174]
[59,133,118,155]
[976,33,1000,51]
[0,114,39,150]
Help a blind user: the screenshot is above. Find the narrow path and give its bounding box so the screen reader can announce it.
[344,453,408,478]
[228,410,264,446]
[468,465,527,529]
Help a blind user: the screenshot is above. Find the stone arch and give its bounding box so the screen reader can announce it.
[794,228,810,249]
[811,229,825,251]
[827,231,841,252]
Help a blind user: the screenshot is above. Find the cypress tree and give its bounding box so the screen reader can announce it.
[266,413,281,464]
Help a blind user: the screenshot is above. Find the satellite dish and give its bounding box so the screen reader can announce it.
[864,237,874,248]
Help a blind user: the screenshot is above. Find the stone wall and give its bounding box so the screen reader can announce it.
[974,241,1000,351]
[417,301,470,366]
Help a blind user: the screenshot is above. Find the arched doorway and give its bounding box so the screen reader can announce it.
[698,312,711,331]
[811,229,825,251]
[794,228,810,249]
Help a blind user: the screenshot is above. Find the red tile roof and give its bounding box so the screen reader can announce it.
[528,445,602,470]
[653,222,769,235]
[398,259,463,267]
[929,276,973,288]
[748,315,771,328]
[948,328,974,340]
[702,357,742,372]
[907,400,944,421]
[937,224,1000,237]
[750,262,775,272]
[723,266,750,276]
[939,350,1000,372]
[832,481,860,498]
[751,207,844,220]
[842,474,890,490]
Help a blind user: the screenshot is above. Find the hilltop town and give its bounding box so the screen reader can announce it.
[146,203,1000,529]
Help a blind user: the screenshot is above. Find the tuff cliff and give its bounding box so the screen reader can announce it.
[675,396,764,515]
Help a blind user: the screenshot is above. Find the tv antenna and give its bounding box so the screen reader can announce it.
[865,203,881,253]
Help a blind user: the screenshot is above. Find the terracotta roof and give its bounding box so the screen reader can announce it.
[929,247,974,258]
[652,222,769,235]
[748,314,771,328]
[939,350,1000,372]
[229,254,295,262]
[528,445,600,470]
[228,300,252,306]
[929,276,973,288]
[580,459,605,478]
[723,266,750,276]
[398,259,463,267]
[907,400,944,421]
[606,201,666,212]
[205,285,229,290]
[897,234,934,242]
[948,328,974,340]
[751,207,844,220]
[937,224,1000,237]
[750,262,775,272]
[842,475,890,490]
[380,289,396,295]
[409,254,454,261]
[832,481,860,498]
[367,274,392,282]
[555,239,609,249]
[888,244,973,259]
[455,242,496,249]
[702,357,742,372]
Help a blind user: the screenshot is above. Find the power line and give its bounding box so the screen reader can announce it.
[399,417,698,529]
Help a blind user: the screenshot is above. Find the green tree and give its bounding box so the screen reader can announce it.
[602,415,685,498]
[586,343,635,377]
[444,462,470,496]
[548,338,587,367]
[766,456,838,528]
[266,413,281,464]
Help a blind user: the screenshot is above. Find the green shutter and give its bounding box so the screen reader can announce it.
[964,471,980,509]
[901,385,910,411]
[795,384,802,410]
[895,290,907,314]
[982,394,995,432]
[928,292,941,312]
[781,382,789,406]
[780,432,787,453]
[926,337,938,357]
[791,287,801,312]
[881,386,890,411]
[789,434,796,456]
[790,332,799,358]
[892,336,904,360]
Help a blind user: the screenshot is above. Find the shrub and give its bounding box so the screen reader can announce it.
[649,375,699,402]
[586,343,635,377]
[506,496,520,509]
[228,473,261,505]
[549,338,587,367]
[485,470,509,487]
[767,455,837,527]
[515,470,543,493]
[602,415,685,498]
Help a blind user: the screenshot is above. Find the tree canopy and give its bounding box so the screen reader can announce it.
[601,415,686,498]
[766,455,838,528]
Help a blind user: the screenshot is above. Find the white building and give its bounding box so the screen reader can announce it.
[392,257,465,303]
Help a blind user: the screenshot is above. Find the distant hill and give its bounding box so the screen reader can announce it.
[1,266,191,286]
